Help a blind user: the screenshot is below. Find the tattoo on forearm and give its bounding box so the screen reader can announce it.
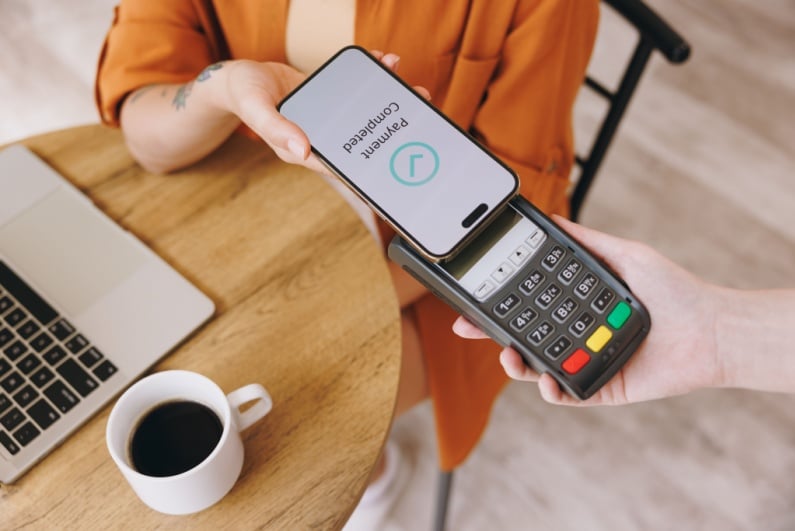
[197,62,223,81]
[172,62,224,111]
[172,82,193,110]
[129,84,167,104]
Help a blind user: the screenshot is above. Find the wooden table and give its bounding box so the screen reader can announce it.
[1,125,401,529]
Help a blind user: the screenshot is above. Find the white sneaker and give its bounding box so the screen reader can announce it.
[342,441,408,531]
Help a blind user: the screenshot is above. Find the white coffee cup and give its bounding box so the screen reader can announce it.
[106,370,272,515]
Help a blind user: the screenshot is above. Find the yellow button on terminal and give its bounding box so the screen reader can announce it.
[586,325,613,353]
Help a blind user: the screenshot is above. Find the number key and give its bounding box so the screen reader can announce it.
[574,272,599,299]
[542,246,566,271]
[527,321,555,346]
[493,293,521,318]
[558,259,582,285]
[518,270,544,295]
[510,307,538,332]
[535,284,562,309]
[552,297,578,324]
[569,312,596,337]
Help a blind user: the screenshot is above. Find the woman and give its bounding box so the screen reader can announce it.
[96,0,599,526]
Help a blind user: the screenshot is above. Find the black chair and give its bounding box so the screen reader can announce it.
[432,1,691,529]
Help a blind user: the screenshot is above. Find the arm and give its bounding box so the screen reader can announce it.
[716,287,795,394]
[118,54,412,175]
[119,60,317,174]
[454,216,795,405]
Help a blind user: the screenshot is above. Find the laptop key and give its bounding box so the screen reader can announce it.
[17,320,40,340]
[0,296,12,314]
[17,353,41,375]
[13,421,40,447]
[0,327,12,347]
[0,358,10,377]
[43,345,68,366]
[0,393,10,414]
[4,308,26,327]
[65,334,88,355]
[1,371,24,393]
[48,319,75,341]
[44,380,80,413]
[0,407,24,431]
[28,399,60,430]
[13,384,38,409]
[30,332,53,352]
[0,430,20,455]
[92,360,118,382]
[4,339,27,361]
[78,347,103,368]
[57,359,98,397]
[31,366,55,388]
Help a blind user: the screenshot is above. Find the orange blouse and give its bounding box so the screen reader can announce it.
[96,0,599,470]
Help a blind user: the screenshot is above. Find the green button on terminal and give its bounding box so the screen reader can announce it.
[607,301,631,329]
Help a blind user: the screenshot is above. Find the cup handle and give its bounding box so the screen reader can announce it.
[227,384,273,431]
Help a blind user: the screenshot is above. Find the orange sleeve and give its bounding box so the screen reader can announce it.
[95,0,217,126]
[472,0,599,215]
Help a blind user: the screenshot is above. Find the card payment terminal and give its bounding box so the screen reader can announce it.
[388,196,651,400]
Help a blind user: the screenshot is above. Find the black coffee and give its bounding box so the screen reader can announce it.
[129,400,223,477]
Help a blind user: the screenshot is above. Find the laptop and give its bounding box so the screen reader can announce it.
[0,144,215,483]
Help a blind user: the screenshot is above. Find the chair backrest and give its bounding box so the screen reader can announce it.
[570,0,691,221]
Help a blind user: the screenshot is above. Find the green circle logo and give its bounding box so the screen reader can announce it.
[389,142,439,186]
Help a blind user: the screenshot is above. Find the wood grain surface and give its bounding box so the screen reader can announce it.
[1,1,793,529]
[0,125,401,530]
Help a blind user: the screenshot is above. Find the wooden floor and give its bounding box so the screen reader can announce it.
[1,1,793,530]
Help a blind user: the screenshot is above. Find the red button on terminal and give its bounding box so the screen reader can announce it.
[562,348,590,375]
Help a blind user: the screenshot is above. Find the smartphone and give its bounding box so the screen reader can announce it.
[388,196,651,400]
[278,46,518,261]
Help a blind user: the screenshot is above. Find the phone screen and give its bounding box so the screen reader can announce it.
[279,46,518,260]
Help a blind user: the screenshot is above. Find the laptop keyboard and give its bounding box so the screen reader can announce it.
[0,261,118,456]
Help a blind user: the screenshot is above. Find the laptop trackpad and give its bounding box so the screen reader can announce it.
[0,187,145,316]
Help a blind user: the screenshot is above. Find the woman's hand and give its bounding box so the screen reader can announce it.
[220,52,413,175]
[453,216,724,406]
[121,51,427,174]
